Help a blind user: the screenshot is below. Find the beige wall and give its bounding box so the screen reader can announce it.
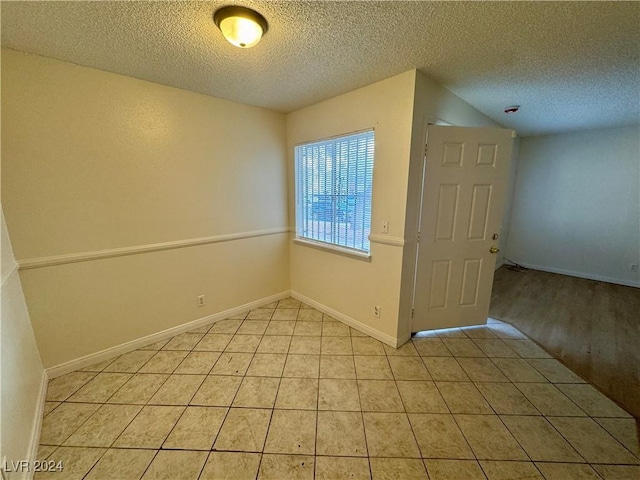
[1,49,289,367]
[398,71,501,338]
[1,207,45,473]
[287,71,417,341]
[505,125,640,287]
[1,47,516,374]
[287,70,504,343]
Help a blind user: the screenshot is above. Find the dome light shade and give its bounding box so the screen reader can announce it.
[214,6,268,48]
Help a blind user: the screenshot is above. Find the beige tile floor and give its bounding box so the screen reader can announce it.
[37,298,640,479]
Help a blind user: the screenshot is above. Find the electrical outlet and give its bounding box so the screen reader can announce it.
[373,306,381,318]
[629,263,638,272]
[197,295,206,307]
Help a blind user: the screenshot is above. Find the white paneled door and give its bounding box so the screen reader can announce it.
[412,125,514,332]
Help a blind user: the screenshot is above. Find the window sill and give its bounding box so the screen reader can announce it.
[292,237,372,261]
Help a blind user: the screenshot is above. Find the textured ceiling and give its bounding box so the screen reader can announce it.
[1,1,639,136]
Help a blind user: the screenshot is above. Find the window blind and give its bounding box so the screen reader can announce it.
[295,130,375,253]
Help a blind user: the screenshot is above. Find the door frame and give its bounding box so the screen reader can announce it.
[409,118,453,325]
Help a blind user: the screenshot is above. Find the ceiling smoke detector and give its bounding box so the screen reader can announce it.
[504,105,520,114]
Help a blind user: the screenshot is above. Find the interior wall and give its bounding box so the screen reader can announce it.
[497,137,521,267]
[286,69,507,343]
[398,71,501,337]
[1,206,46,473]
[287,71,417,342]
[505,125,640,287]
[1,48,290,368]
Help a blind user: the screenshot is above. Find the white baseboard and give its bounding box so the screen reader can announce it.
[290,291,401,348]
[510,262,639,288]
[24,370,48,479]
[46,291,291,379]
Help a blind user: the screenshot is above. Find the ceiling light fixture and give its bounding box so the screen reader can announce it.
[504,105,520,114]
[213,6,268,48]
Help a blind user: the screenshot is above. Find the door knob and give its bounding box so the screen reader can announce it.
[489,246,499,254]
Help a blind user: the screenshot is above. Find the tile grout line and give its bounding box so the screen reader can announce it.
[38,305,640,479]
[480,327,638,465]
[350,332,373,480]
[99,317,226,477]
[385,340,429,469]
[412,338,485,476]
[312,321,320,480]
[254,301,300,480]
[140,310,246,478]
[459,326,593,471]
[120,326,219,453]
[425,332,534,472]
[127,449,160,480]
[203,309,256,477]
[214,308,263,456]
[591,419,640,462]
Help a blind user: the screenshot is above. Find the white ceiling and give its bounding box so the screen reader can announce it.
[1,1,638,136]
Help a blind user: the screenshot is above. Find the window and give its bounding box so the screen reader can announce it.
[295,130,375,255]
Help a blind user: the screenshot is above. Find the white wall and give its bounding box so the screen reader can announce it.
[1,48,290,368]
[1,207,46,477]
[505,125,640,287]
[497,137,521,267]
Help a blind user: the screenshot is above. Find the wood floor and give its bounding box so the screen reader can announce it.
[490,266,640,419]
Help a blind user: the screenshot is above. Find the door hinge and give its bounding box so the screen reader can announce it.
[424,144,428,156]
[417,231,421,242]
[411,308,415,318]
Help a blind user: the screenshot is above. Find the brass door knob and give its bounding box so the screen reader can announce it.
[489,246,499,254]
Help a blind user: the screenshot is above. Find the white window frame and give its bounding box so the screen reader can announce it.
[294,129,375,259]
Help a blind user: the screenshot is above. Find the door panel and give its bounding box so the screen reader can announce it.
[412,125,514,332]
[442,143,464,166]
[477,144,498,166]
[435,184,459,241]
[460,258,482,307]
[429,260,451,309]
[467,184,492,240]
